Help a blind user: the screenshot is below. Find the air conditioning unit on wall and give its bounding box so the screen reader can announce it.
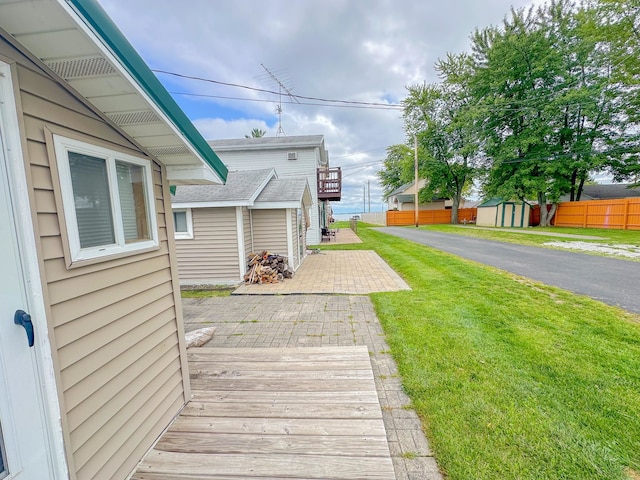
[287,152,298,161]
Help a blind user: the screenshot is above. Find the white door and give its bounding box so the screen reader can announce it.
[0,93,53,479]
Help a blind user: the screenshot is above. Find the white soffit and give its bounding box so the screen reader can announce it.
[0,0,226,184]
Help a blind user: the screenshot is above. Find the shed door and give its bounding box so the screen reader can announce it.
[0,93,53,479]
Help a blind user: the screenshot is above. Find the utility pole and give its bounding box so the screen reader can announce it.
[363,185,366,215]
[368,180,371,213]
[414,134,419,227]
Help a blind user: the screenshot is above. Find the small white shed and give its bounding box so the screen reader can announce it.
[476,198,532,228]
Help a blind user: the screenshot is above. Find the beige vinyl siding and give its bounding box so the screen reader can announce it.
[2,38,187,480]
[175,207,241,284]
[251,209,288,256]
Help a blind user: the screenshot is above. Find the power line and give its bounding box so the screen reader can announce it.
[339,160,384,170]
[153,69,403,108]
[332,146,390,159]
[169,91,402,111]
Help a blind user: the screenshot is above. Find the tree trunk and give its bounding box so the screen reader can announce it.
[537,192,558,227]
[450,186,463,225]
[569,169,577,201]
[576,176,586,201]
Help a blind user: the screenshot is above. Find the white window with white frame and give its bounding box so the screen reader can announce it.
[53,135,158,263]
[172,208,193,239]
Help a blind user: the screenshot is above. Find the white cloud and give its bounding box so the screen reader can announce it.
[194,118,271,140]
[97,0,546,214]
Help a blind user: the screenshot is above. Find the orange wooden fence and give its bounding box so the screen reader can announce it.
[386,208,477,226]
[554,198,640,230]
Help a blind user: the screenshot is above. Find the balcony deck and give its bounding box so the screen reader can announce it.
[318,167,342,201]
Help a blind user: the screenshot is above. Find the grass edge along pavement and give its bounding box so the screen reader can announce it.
[421,224,640,262]
[320,223,640,480]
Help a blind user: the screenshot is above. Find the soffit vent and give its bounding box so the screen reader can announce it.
[107,110,162,125]
[145,145,191,156]
[46,56,116,79]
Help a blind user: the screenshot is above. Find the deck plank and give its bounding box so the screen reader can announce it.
[181,401,382,419]
[169,416,387,436]
[133,347,395,480]
[134,451,394,480]
[191,390,380,404]
[155,432,390,456]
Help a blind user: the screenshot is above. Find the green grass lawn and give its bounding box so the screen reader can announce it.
[422,225,640,261]
[180,288,232,298]
[327,225,640,480]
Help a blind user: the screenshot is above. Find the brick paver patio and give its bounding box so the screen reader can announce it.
[183,295,443,480]
[234,250,410,295]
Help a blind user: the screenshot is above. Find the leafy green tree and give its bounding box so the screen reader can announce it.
[245,128,266,138]
[470,5,565,225]
[583,0,640,185]
[377,144,414,198]
[470,1,638,225]
[403,54,482,224]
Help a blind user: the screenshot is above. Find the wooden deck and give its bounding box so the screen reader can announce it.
[132,346,395,480]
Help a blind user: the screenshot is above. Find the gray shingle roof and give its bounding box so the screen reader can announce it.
[255,178,311,206]
[209,135,324,151]
[172,169,274,204]
[582,183,640,199]
[386,181,415,198]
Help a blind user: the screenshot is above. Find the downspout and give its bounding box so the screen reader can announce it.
[249,209,254,253]
[286,208,295,270]
[236,207,246,278]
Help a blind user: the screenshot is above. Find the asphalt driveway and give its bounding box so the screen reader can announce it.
[374,227,640,314]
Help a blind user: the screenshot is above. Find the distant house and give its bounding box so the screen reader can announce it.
[385,179,464,211]
[477,198,532,228]
[208,136,341,245]
[172,169,312,285]
[0,1,228,479]
[571,183,640,201]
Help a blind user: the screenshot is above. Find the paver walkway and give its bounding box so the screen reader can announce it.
[183,295,442,480]
[234,250,410,295]
[321,227,363,244]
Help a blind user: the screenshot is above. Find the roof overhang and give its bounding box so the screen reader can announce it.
[250,202,303,210]
[251,180,312,210]
[0,0,227,185]
[172,201,253,209]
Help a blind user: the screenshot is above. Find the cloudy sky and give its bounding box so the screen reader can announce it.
[97,0,544,217]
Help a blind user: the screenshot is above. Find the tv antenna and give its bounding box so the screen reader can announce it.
[260,64,299,137]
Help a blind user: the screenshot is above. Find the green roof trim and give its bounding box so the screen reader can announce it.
[478,198,505,207]
[69,0,227,183]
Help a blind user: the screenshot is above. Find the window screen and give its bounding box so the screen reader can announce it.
[68,152,115,248]
[173,211,188,232]
[116,161,150,243]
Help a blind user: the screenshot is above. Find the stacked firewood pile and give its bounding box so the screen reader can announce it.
[244,251,294,284]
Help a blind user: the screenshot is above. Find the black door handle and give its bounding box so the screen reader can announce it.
[14,310,34,347]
